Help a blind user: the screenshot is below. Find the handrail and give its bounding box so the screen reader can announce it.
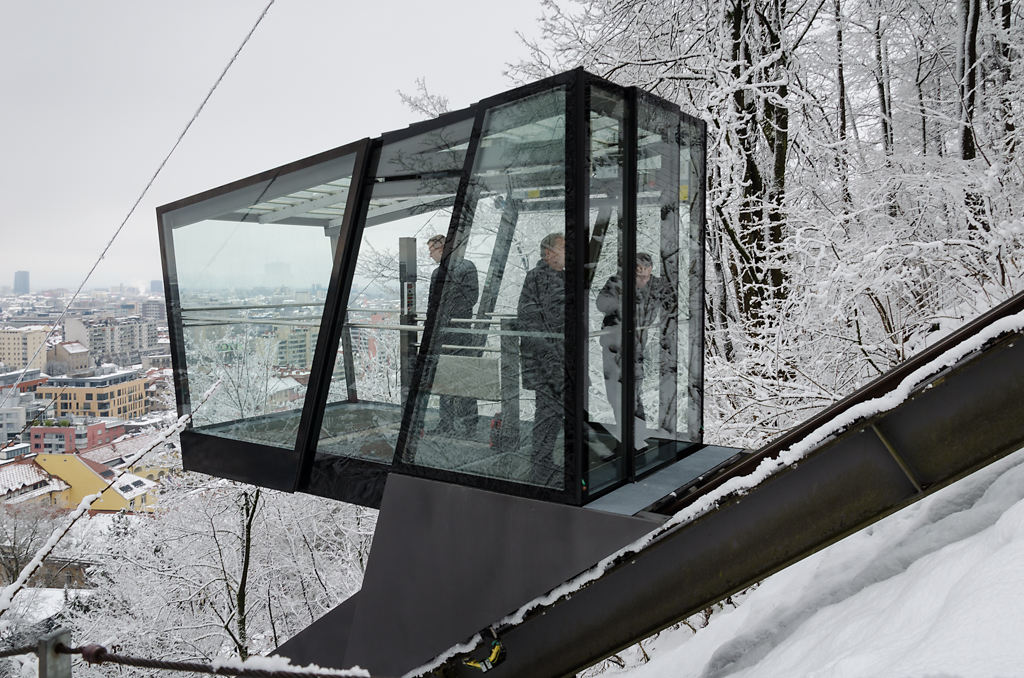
[180,302,325,312]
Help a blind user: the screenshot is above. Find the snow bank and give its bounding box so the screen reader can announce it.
[614,444,1024,678]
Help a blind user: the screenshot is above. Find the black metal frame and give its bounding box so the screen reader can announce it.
[157,69,706,508]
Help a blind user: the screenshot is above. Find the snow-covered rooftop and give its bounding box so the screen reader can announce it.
[81,431,172,468]
[109,471,155,500]
[0,459,67,498]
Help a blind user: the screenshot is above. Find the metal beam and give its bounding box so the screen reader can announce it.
[431,291,1024,677]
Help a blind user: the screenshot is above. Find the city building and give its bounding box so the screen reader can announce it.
[0,368,48,394]
[150,280,163,294]
[0,407,26,443]
[80,430,177,484]
[29,419,125,454]
[13,271,29,295]
[32,453,156,512]
[65,316,158,365]
[142,354,172,369]
[35,370,147,420]
[0,325,51,370]
[46,341,91,376]
[0,441,30,461]
[139,298,166,321]
[143,366,174,411]
[275,325,319,368]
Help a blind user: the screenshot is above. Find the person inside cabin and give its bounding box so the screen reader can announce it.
[426,233,479,436]
[517,232,566,483]
[596,251,672,439]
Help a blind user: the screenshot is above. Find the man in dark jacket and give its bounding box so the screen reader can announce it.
[596,252,672,437]
[517,233,565,484]
[427,234,479,435]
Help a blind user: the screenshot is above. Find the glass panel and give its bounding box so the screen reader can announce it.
[634,99,686,474]
[171,152,357,449]
[404,87,568,490]
[315,118,473,464]
[586,86,627,494]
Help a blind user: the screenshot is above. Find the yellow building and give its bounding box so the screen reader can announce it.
[80,431,178,485]
[36,370,147,419]
[33,453,156,512]
[0,325,51,371]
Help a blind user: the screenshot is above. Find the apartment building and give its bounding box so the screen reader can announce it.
[276,325,319,368]
[0,325,51,370]
[29,419,126,454]
[35,370,147,420]
[139,298,166,322]
[46,341,91,376]
[0,407,26,443]
[64,316,158,365]
[0,368,48,393]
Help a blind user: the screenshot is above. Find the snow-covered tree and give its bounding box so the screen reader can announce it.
[60,474,375,671]
[513,0,1024,447]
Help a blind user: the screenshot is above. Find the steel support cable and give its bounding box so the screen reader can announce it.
[58,644,382,678]
[0,0,277,412]
[0,641,380,678]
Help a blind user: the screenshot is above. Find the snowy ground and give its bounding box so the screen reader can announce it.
[604,444,1024,678]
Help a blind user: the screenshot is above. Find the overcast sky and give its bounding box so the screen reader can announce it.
[0,0,548,292]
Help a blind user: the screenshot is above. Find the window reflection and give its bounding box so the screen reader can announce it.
[315,118,474,464]
[172,154,357,450]
[405,87,569,490]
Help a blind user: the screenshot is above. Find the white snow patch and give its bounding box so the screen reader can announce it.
[212,655,369,677]
[611,444,1024,678]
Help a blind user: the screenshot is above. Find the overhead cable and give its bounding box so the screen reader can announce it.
[0,0,277,410]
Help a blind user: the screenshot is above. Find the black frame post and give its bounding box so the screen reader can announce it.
[157,214,190,420]
[391,102,486,468]
[565,70,588,502]
[622,87,639,483]
[293,139,374,490]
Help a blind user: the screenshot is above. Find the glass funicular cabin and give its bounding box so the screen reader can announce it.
[158,69,709,510]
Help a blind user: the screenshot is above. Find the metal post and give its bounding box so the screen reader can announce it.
[398,237,418,401]
[37,629,71,678]
[499,318,521,453]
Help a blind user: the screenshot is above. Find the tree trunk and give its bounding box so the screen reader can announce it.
[836,0,852,206]
[959,0,987,228]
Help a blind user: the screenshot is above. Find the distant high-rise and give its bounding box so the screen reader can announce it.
[13,271,29,295]
[150,279,163,294]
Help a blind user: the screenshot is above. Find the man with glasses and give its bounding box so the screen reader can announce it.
[425,233,479,436]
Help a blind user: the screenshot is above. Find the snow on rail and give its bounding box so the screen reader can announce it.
[409,310,1024,677]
